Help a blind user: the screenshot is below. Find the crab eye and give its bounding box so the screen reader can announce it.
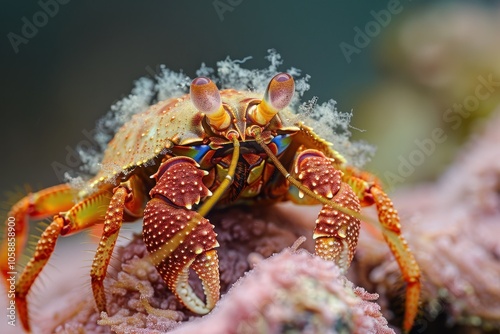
[265,73,294,110]
[249,73,295,125]
[190,77,221,114]
[190,77,230,130]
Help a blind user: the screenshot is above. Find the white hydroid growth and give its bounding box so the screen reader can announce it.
[73,49,374,182]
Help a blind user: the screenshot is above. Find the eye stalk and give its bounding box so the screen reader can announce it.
[249,73,295,126]
[190,77,231,130]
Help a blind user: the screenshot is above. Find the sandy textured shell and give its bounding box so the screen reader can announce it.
[85,89,298,192]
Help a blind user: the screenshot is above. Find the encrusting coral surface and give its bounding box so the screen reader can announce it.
[48,206,393,334]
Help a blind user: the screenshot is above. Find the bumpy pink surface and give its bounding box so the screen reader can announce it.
[47,205,393,334]
[354,113,500,329]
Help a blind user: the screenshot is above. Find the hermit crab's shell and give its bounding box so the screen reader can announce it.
[85,89,300,193]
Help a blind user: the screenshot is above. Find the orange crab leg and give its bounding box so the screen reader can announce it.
[144,155,224,314]
[15,188,112,332]
[370,186,421,333]
[90,187,127,313]
[1,184,76,291]
[345,169,421,333]
[91,176,146,313]
[15,216,64,332]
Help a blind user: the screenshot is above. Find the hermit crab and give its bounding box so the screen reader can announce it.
[1,72,420,332]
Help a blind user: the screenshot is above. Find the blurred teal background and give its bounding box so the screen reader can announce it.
[1,0,499,194]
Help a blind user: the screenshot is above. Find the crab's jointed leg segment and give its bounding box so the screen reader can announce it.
[143,157,220,314]
[371,186,421,333]
[91,176,147,312]
[90,187,126,313]
[14,188,112,332]
[345,169,421,333]
[16,216,64,332]
[0,184,76,290]
[90,176,146,313]
[291,149,361,272]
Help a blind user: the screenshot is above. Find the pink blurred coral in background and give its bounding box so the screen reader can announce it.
[353,111,500,332]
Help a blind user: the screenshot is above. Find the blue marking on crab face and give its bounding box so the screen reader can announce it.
[190,144,212,162]
[173,144,212,163]
[271,134,293,155]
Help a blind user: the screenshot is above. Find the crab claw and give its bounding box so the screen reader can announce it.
[143,199,220,313]
[144,156,220,313]
[313,183,361,271]
[293,149,361,272]
[249,72,295,125]
[152,156,212,209]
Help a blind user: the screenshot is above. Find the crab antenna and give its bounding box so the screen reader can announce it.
[190,77,231,130]
[249,73,295,125]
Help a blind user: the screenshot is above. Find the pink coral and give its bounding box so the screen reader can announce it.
[45,205,393,334]
[168,248,393,334]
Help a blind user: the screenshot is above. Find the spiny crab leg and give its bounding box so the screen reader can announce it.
[90,187,128,313]
[91,175,146,313]
[370,186,421,332]
[15,188,113,332]
[0,184,76,291]
[144,136,240,314]
[343,168,421,333]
